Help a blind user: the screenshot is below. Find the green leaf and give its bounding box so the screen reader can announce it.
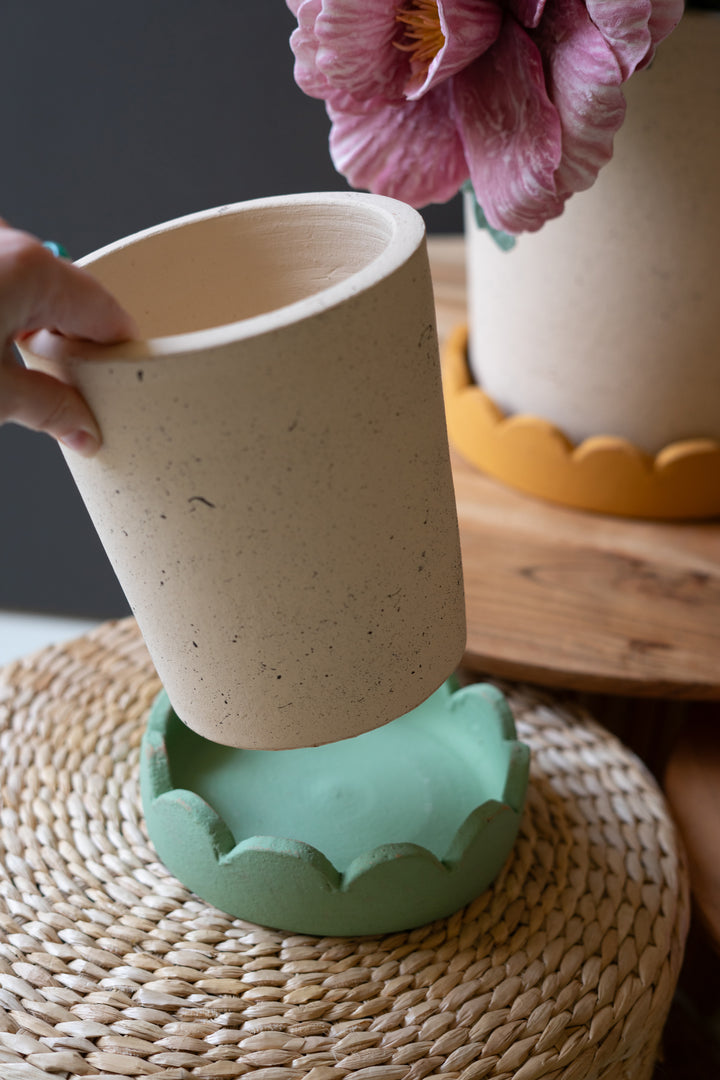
[463,182,517,252]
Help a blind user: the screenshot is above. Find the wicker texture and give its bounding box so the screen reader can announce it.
[0,619,689,1080]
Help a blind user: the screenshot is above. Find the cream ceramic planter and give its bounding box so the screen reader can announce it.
[23,194,465,749]
[465,10,720,456]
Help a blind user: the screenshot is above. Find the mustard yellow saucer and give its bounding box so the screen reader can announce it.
[442,325,720,520]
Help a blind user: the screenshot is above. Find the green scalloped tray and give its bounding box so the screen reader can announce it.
[140,680,529,936]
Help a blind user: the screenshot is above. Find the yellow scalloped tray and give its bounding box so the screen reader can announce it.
[442,325,720,520]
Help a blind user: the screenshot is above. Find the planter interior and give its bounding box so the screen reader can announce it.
[77,197,398,341]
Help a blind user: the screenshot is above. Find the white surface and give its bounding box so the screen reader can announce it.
[0,611,101,666]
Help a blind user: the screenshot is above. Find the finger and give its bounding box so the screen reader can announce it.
[0,350,101,456]
[0,227,137,343]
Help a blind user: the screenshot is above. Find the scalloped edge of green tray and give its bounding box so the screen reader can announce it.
[140,680,530,935]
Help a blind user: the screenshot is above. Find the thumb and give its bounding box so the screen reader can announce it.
[0,350,101,456]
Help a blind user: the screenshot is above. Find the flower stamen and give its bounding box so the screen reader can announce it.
[394,0,445,80]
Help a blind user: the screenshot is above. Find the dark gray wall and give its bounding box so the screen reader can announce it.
[0,1,462,617]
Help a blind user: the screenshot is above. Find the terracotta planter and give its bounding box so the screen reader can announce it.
[22,193,465,749]
[464,10,720,456]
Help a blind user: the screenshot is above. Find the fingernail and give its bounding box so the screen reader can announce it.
[59,429,101,457]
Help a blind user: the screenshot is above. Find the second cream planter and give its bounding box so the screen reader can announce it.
[464,11,720,456]
[23,193,466,749]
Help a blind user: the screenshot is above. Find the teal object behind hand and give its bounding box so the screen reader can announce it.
[42,241,71,260]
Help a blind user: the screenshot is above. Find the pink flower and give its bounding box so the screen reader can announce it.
[287,0,683,233]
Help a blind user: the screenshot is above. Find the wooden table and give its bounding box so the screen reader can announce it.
[428,235,720,701]
[428,237,720,962]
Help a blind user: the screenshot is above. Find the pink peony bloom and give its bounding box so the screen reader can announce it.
[287,0,683,233]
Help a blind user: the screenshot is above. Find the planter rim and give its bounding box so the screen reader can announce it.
[25,192,426,365]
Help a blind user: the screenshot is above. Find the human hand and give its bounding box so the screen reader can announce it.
[0,222,136,457]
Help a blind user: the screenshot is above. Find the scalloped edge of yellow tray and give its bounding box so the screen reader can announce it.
[442,324,720,520]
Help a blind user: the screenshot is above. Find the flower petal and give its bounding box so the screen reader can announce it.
[584,0,654,79]
[646,0,684,58]
[451,18,564,233]
[507,0,547,30]
[327,86,469,207]
[407,0,502,99]
[315,0,407,100]
[538,0,626,196]
[290,0,334,99]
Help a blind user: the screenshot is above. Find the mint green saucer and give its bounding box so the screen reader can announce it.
[140,680,529,936]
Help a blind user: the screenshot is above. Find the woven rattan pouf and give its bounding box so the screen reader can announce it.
[0,620,689,1080]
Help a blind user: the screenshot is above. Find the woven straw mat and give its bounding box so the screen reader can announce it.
[0,618,689,1080]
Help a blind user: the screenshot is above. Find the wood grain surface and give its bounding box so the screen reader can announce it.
[428,236,720,699]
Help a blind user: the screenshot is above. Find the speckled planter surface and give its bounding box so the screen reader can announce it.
[140,678,529,936]
[21,193,465,749]
[466,11,720,454]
